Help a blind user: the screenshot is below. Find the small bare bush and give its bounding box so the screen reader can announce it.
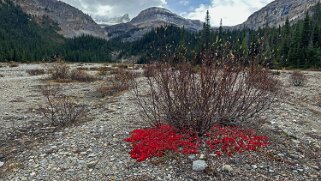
[111,69,137,91]
[112,64,129,69]
[96,69,137,97]
[96,85,117,97]
[131,61,279,135]
[95,66,113,76]
[40,85,88,126]
[70,69,96,82]
[290,71,307,86]
[26,69,46,76]
[48,59,70,80]
[8,62,19,67]
[143,65,155,78]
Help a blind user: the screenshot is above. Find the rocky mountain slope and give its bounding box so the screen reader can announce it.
[11,0,106,38]
[235,0,321,30]
[103,7,203,41]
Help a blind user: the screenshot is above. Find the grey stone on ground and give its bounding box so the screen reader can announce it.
[222,164,233,172]
[0,161,4,167]
[192,160,207,172]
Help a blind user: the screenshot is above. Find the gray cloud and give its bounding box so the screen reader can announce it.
[60,0,167,19]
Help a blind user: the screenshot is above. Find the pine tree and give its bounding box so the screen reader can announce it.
[202,10,211,49]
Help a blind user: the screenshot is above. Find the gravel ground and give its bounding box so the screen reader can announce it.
[0,63,320,181]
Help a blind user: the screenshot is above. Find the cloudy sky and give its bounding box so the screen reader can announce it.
[60,0,274,26]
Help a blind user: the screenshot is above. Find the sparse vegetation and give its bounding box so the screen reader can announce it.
[70,69,96,82]
[26,69,46,76]
[48,59,70,80]
[131,60,279,135]
[290,71,307,86]
[8,62,19,68]
[40,85,88,126]
[96,69,137,97]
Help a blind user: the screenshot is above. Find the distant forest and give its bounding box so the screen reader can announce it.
[124,4,321,68]
[1,0,321,68]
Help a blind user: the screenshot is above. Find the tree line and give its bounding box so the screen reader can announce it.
[1,0,321,68]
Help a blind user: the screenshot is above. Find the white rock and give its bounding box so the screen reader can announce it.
[222,164,233,172]
[252,165,258,169]
[199,154,206,159]
[192,160,207,171]
[0,161,4,167]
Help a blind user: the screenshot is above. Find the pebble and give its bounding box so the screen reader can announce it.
[199,154,206,159]
[251,165,258,169]
[0,161,4,167]
[87,161,98,168]
[222,165,233,173]
[192,160,207,172]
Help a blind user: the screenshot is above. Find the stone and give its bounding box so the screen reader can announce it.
[87,161,98,168]
[192,160,207,172]
[188,155,196,160]
[88,153,97,158]
[0,161,4,167]
[222,165,233,173]
[269,169,275,173]
[297,168,304,172]
[251,165,258,169]
[199,154,206,159]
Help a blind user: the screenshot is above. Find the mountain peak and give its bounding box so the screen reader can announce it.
[139,7,173,14]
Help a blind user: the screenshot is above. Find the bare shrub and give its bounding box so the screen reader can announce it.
[8,62,19,68]
[96,85,116,97]
[70,69,96,82]
[48,59,70,80]
[112,64,129,69]
[143,65,155,78]
[96,69,137,97]
[76,67,90,71]
[111,69,137,91]
[290,71,307,86]
[95,66,113,76]
[26,69,46,76]
[131,61,279,135]
[40,85,88,126]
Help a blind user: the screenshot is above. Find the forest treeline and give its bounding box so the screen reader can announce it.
[1,0,321,68]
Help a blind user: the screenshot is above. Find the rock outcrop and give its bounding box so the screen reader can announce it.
[235,0,321,30]
[12,0,106,38]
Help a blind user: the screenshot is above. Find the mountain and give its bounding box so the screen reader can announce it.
[11,0,106,38]
[235,0,321,30]
[95,14,130,25]
[103,7,203,41]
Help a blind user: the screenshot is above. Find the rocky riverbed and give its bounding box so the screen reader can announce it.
[0,63,320,180]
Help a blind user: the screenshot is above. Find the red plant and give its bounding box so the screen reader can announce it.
[124,125,200,162]
[125,124,269,162]
[205,124,269,157]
